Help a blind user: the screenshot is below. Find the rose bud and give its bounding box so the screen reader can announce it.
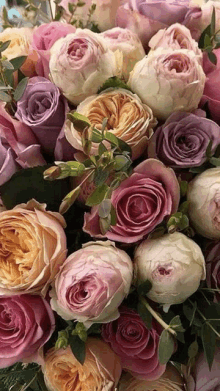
[134,232,206,306]
[101,27,145,80]
[50,241,133,327]
[128,48,206,120]
[49,29,122,105]
[43,338,122,391]
[187,168,220,239]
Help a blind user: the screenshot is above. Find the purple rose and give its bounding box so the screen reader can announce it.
[0,294,55,368]
[32,22,76,78]
[15,77,69,155]
[0,103,45,186]
[116,0,195,49]
[205,240,220,302]
[148,112,220,168]
[83,159,180,243]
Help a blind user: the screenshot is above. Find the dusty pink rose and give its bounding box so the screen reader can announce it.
[205,240,220,302]
[185,1,220,41]
[50,241,133,328]
[83,159,180,243]
[0,294,55,368]
[102,306,166,380]
[0,102,45,186]
[32,22,76,78]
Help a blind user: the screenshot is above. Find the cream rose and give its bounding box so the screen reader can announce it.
[65,88,157,160]
[0,199,67,296]
[43,338,122,391]
[0,27,37,77]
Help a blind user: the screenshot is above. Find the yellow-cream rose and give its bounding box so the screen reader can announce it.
[0,27,37,77]
[43,338,122,391]
[65,88,157,160]
[0,199,67,296]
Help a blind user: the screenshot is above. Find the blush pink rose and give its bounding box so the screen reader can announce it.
[32,22,76,78]
[83,159,180,244]
[102,306,166,380]
[185,1,220,41]
[0,102,46,186]
[0,294,55,368]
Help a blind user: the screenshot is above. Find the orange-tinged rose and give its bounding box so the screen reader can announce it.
[43,338,122,391]
[0,27,37,77]
[65,88,157,160]
[0,199,67,296]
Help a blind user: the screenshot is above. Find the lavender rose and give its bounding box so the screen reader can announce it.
[83,159,180,243]
[15,76,67,155]
[50,241,133,328]
[102,307,166,380]
[205,241,220,302]
[148,112,220,168]
[0,294,55,368]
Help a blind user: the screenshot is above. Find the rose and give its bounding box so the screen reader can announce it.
[128,48,206,120]
[116,0,196,49]
[0,102,46,186]
[101,27,145,80]
[185,348,220,391]
[149,23,202,59]
[0,199,67,296]
[83,159,180,244]
[0,294,55,368]
[15,76,67,155]
[0,27,37,77]
[187,168,220,239]
[185,1,220,41]
[60,0,120,32]
[49,28,122,105]
[43,338,122,391]
[102,306,165,380]
[65,88,157,160]
[31,22,76,78]
[204,241,220,302]
[134,232,206,305]
[148,112,220,168]
[119,364,185,391]
[50,241,133,327]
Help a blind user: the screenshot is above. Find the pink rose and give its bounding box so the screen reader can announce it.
[83,159,180,244]
[32,22,76,78]
[0,294,55,368]
[205,240,220,302]
[102,306,166,380]
[185,1,220,41]
[0,102,46,186]
[50,241,133,328]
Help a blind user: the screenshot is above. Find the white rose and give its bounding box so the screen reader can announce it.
[134,232,206,305]
[128,48,206,120]
[49,29,122,105]
[187,167,220,239]
[101,27,145,80]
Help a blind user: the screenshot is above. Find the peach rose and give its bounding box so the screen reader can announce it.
[65,88,157,160]
[0,27,37,77]
[0,199,67,296]
[43,338,122,391]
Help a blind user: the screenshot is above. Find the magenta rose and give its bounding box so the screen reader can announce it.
[148,112,220,168]
[116,0,198,49]
[102,306,166,380]
[0,294,55,368]
[32,22,76,78]
[205,240,220,302]
[0,102,45,186]
[83,159,180,243]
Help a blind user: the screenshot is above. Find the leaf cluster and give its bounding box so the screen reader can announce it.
[199,7,220,64]
[0,363,47,391]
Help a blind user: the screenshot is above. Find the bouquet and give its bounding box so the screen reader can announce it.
[0,0,220,390]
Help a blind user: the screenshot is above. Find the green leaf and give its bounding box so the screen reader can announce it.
[102,117,108,133]
[211,6,216,36]
[66,161,85,176]
[86,183,109,206]
[208,51,217,65]
[204,33,212,48]
[0,91,11,102]
[114,155,131,171]
[14,77,29,101]
[210,157,220,166]
[0,40,11,53]
[183,302,202,327]
[2,60,14,70]
[98,142,107,155]
[91,128,103,143]
[180,180,188,197]
[158,330,175,365]
[169,315,185,332]
[189,165,207,174]
[137,280,152,296]
[201,323,216,370]
[99,214,111,234]
[4,69,13,87]
[137,301,152,329]
[98,199,112,218]
[148,225,166,239]
[178,214,189,230]
[104,132,119,147]
[199,23,211,49]
[206,139,213,158]
[97,76,132,94]
[67,112,91,133]
[188,340,199,359]
[178,201,189,214]
[110,204,117,226]
[69,334,86,365]
[94,168,109,187]
[10,56,27,70]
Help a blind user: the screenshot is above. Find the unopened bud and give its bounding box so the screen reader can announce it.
[43,166,61,181]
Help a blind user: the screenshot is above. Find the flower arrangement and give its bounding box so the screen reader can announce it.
[0,0,220,390]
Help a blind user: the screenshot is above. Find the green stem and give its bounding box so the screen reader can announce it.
[189,299,220,339]
[141,297,177,336]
